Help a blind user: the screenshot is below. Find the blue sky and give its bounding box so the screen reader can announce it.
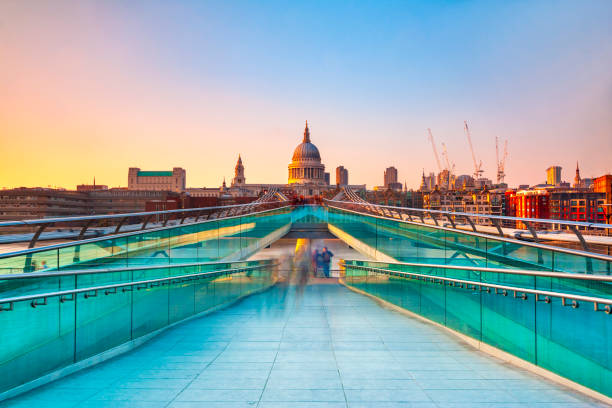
[1,0,611,188]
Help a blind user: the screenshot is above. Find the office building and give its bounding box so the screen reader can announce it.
[384,167,398,188]
[128,167,186,192]
[546,166,562,186]
[336,166,348,186]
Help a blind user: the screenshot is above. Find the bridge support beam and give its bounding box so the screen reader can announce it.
[29,223,50,248]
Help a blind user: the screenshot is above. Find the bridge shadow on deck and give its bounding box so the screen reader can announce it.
[2,282,604,408]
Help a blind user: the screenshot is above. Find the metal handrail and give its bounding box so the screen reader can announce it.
[0,204,293,259]
[325,199,612,230]
[340,260,612,281]
[342,263,612,313]
[0,202,275,228]
[0,260,274,280]
[326,202,612,262]
[0,263,278,310]
[0,201,289,249]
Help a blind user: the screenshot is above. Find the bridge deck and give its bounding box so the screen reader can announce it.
[3,283,604,408]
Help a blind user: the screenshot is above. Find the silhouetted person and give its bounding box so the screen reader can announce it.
[293,240,311,299]
[315,249,324,277]
[312,249,319,276]
[321,247,333,278]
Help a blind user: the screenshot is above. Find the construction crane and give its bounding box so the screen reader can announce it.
[427,128,443,172]
[496,136,508,184]
[441,142,453,172]
[464,121,483,180]
[441,142,455,190]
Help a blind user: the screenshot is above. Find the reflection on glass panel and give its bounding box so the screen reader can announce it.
[0,260,276,395]
[329,206,608,275]
[343,260,611,398]
[0,206,291,276]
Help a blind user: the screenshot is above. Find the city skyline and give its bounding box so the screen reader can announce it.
[1,1,611,190]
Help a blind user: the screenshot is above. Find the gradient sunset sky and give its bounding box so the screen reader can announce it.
[1,0,611,190]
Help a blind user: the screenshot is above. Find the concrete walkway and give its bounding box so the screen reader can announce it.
[2,283,606,408]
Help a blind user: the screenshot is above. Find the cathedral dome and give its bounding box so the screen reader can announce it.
[292,142,321,162]
[288,121,326,185]
[291,121,321,162]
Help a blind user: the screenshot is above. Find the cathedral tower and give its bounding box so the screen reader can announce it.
[232,155,245,186]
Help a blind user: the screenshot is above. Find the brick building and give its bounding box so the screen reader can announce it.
[0,187,181,221]
[549,190,605,223]
[505,190,549,219]
[423,189,505,223]
[594,174,612,204]
[0,188,90,220]
[505,187,605,225]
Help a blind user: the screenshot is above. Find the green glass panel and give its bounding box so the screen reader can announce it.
[132,284,169,338]
[168,224,201,265]
[342,259,611,397]
[127,228,171,266]
[169,274,196,323]
[331,206,607,275]
[216,217,243,260]
[74,284,132,361]
[0,260,274,395]
[0,295,74,392]
[553,251,611,275]
[481,289,536,363]
[194,276,215,312]
[536,297,612,396]
[196,220,221,261]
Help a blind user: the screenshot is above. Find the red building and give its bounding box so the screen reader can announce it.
[506,190,549,220]
[593,174,612,224]
[506,188,605,226]
[594,174,612,203]
[549,190,605,223]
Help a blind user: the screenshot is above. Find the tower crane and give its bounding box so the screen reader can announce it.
[441,142,453,172]
[427,128,443,172]
[464,121,483,180]
[496,136,508,184]
[441,142,455,190]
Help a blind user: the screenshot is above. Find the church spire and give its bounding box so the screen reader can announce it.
[233,154,245,186]
[303,120,311,143]
[420,169,428,192]
[574,161,581,187]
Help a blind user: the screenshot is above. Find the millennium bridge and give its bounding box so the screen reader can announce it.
[0,196,610,407]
